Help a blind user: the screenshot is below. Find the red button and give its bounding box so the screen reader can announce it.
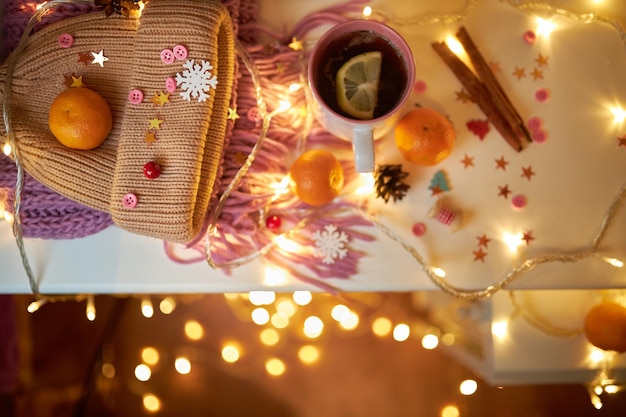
[122,193,138,208]
[57,33,74,48]
[165,77,177,93]
[128,89,144,104]
[160,49,175,64]
[173,45,188,60]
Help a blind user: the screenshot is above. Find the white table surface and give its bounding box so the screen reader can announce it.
[1,0,626,294]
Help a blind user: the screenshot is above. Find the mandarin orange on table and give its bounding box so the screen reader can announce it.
[583,301,626,352]
[395,107,455,166]
[48,87,113,150]
[288,149,344,207]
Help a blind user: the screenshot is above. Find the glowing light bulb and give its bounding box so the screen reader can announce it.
[363,6,372,17]
[222,343,241,363]
[265,358,286,376]
[536,18,556,37]
[421,334,439,350]
[276,298,296,317]
[503,232,523,254]
[288,83,302,92]
[175,357,191,374]
[184,320,204,340]
[393,323,410,342]
[445,36,465,56]
[260,328,280,346]
[441,405,460,417]
[331,304,350,322]
[274,236,300,253]
[298,345,320,364]
[611,106,626,123]
[303,316,324,338]
[134,364,151,381]
[141,347,159,365]
[431,267,446,277]
[271,312,289,329]
[262,266,289,286]
[492,320,509,339]
[141,297,154,318]
[277,100,291,113]
[159,297,176,314]
[601,256,624,268]
[459,379,478,395]
[594,385,604,395]
[372,317,392,337]
[293,290,312,305]
[251,307,270,325]
[3,142,11,156]
[605,384,619,394]
[86,295,96,321]
[249,290,276,306]
[27,299,47,313]
[589,348,606,364]
[339,311,359,330]
[142,394,161,413]
[356,172,375,195]
[36,2,47,11]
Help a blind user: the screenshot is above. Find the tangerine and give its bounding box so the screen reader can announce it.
[394,107,455,166]
[48,87,113,150]
[289,149,344,207]
[584,301,626,352]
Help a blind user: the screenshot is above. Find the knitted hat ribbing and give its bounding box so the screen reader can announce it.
[0,0,235,243]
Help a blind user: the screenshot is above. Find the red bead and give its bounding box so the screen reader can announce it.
[143,161,161,179]
[265,215,281,231]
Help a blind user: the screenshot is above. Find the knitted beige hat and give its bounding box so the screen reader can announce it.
[0,0,235,243]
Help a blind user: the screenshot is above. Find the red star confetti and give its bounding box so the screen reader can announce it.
[288,37,303,51]
[152,91,170,107]
[522,230,535,245]
[91,50,109,67]
[489,61,501,73]
[429,184,444,196]
[535,53,549,68]
[531,67,544,80]
[467,119,489,139]
[495,156,509,170]
[227,107,240,121]
[498,184,512,199]
[617,134,626,148]
[473,248,487,262]
[77,52,92,66]
[513,67,526,80]
[476,234,491,248]
[144,131,157,145]
[461,154,475,168]
[521,166,535,180]
[148,117,163,130]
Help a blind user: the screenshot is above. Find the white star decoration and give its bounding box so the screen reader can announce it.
[91,50,109,67]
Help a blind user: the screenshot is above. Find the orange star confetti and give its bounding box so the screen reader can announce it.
[513,67,526,80]
[455,89,472,103]
[77,52,92,66]
[429,184,444,196]
[521,165,536,180]
[148,117,163,130]
[535,53,549,68]
[495,156,509,170]
[473,248,487,262]
[234,151,247,165]
[476,234,491,248]
[489,61,501,73]
[461,154,475,168]
[227,107,240,121]
[522,230,535,245]
[617,135,626,147]
[152,91,170,107]
[531,67,544,80]
[144,131,157,145]
[498,184,512,199]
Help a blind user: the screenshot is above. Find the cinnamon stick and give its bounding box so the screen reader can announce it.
[455,27,532,148]
[431,41,525,152]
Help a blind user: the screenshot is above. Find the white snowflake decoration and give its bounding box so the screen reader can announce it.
[312,225,349,265]
[175,59,218,102]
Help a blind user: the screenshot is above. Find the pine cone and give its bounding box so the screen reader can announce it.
[375,164,410,203]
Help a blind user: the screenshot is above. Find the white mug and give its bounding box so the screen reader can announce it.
[308,20,415,172]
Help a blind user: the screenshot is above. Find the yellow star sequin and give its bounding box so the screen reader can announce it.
[531,67,544,80]
[148,117,163,130]
[70,75,84,88]
[227,107,240,121]
[455,89,472,103]
[144,131,157,145]
[288,37,303,51]
[535,53,549,68]
[234,151,247,165]
[152,91,170,107]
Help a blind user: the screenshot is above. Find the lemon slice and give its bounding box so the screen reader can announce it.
[335,51,382,120]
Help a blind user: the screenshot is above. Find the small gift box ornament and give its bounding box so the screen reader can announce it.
[0,0,235,243]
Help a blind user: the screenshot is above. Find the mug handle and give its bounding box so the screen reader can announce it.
[353,126,375,173]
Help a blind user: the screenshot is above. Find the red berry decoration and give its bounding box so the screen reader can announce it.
[143,161,161,179]
[265,215,281,231]
[466,119,490,140]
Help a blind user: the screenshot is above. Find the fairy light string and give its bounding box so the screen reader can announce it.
[3,1,625,304]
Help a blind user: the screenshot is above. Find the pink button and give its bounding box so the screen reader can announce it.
[511,194,527,210]
[413,80,427,95]
[247,107,261,122]
[523,30,536,44]
[532,129,548,143]
[527,116,543,130]
[535,88,550,102]
[173,45,188,60]
[412,222,427,237]
[160,48,175,64]
[122,193,138,208]
[57,33,74,48]
[128,89,144,104]
[165,77,177,93]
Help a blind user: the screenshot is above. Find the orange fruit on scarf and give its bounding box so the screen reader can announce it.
[395,107,455,166]
[289,149,344,207]
[48,87,113,150]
